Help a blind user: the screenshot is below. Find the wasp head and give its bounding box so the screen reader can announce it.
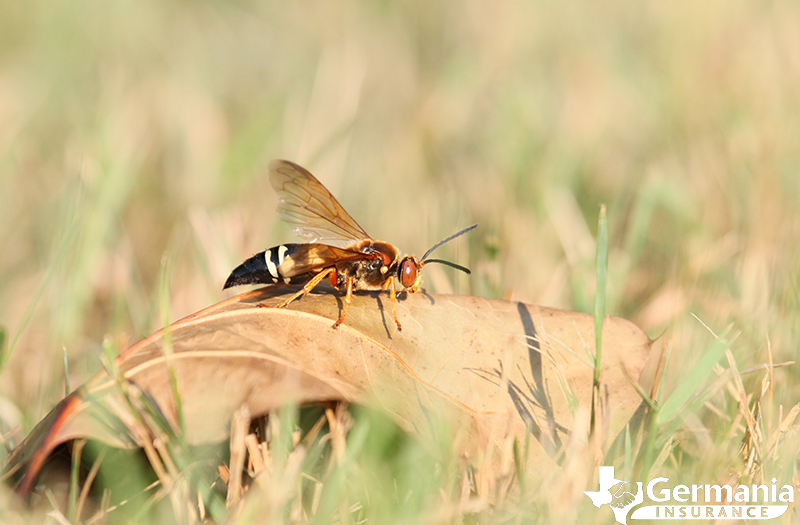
[396,224,477,292]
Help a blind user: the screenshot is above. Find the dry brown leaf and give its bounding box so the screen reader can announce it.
[4,287,657,494]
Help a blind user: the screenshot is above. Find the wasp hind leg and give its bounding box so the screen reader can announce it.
[257,268,335,310]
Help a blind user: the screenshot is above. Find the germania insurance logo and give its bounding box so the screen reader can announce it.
[584,466,795,523]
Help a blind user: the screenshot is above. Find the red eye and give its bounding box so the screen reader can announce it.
[400,258,418,288]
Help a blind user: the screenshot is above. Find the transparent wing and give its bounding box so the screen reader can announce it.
[277,243,373,278]
[270,160,371,246]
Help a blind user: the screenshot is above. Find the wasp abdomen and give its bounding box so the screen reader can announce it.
[223,244,298,289]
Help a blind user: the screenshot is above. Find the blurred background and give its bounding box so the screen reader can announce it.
[1,0,798,491]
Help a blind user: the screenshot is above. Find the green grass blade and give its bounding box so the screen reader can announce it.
[159,254,185,440]
[657,331,732,425]
[593,204,609,380]
[67,439,85,523]
[655,369,732,450]
[591,204,608,431]
[0,212,78,373]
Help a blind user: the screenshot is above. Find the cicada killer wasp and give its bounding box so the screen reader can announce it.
[224,159,476,331]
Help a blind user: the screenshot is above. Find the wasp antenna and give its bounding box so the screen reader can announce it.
[421,258,471,275]
[421,224,478,262]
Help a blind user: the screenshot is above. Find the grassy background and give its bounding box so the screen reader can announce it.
[1,0,799,523]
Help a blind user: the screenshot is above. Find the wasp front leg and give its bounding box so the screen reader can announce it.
[258,267,335,309]
[332,275,354,329]
[381,277,403,331]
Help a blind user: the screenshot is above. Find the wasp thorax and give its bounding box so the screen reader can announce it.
[399,257,420,288]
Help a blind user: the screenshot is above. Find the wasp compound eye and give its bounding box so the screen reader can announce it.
[399,257,419,288]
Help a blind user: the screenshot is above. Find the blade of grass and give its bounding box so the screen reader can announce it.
[227,404,250,509]
[75,447,107,524]
[513,433,531,498]
[639,342,669,477]
[654,369,732,450]
[656,330,732,425]
[270,404,300,471]
[552,362,579,418]
[313,414,371,523]
[159,254,185,441]
[591,204,608,433]
[726,350,763,461]
[0,209,78,373]
[68,439,86,524]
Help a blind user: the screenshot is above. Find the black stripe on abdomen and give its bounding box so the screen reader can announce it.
[223,244,297,289]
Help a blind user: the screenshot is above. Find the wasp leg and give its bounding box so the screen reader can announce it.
[381,278,403,331]
[258,267,335,309]
[332,275,354,329]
